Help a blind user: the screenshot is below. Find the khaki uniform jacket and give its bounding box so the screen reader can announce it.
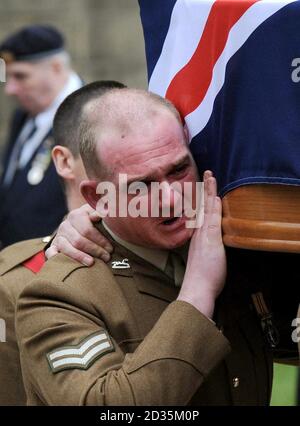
[16,231,274,406]
[0,237,49,405]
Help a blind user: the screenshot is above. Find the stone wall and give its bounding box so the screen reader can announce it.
[0,0,147,153]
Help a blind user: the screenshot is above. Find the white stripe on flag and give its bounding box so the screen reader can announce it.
[186,0,297,139]
[52,341,111,369]
[49,333,108,361]
[148,0,214,95]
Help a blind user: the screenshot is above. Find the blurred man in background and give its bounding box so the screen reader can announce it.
[0,25,83,248]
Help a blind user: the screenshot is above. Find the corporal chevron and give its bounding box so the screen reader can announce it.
[47,330,114,373]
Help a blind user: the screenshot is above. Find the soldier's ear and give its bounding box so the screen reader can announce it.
[80,181,100,210]
[52,146,75,180]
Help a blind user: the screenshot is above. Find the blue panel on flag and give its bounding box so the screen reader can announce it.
[190,1,300,196]
[139,0,177,80]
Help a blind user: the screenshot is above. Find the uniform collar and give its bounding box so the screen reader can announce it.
[102,221,169,273]
[97,223,189,302]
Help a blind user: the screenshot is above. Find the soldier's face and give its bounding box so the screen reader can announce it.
[5,61,57,115]
[99,110,199,249]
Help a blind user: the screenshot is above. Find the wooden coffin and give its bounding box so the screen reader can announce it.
[222,184,300,253]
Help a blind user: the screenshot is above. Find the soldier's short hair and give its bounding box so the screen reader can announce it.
[53,80,127,158]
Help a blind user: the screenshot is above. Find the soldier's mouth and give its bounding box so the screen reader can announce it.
[160,216,186,230]
[162,217,178,225]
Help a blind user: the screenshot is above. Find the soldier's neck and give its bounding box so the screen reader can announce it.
[66,186,86,212]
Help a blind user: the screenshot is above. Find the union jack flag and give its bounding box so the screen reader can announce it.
[139,0,300,196]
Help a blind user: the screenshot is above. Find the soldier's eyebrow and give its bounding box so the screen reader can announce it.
[125,154,190,186]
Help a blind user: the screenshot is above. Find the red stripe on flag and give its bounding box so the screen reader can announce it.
[23,251,46,273]
[166,0,260,118]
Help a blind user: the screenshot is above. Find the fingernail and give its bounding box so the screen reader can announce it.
[101,253,110,263]
[83,256,94,266]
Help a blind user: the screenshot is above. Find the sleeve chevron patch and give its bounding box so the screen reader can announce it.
[46,330,114,373]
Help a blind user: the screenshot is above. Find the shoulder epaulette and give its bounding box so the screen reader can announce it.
[35,253,88,283]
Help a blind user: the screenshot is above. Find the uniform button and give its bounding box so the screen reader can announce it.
[232,377,240,388]
[42,236,52,243]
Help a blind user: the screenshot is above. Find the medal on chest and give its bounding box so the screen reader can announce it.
[27,137,53,185]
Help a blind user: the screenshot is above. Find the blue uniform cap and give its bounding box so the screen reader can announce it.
[0,25,65,64]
